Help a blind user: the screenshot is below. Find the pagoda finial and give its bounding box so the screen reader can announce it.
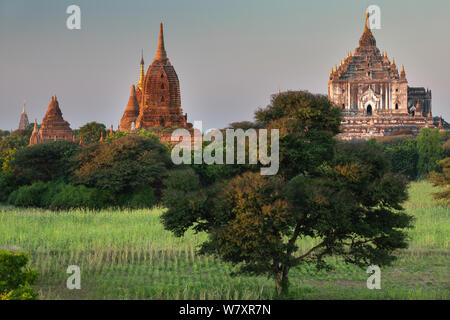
[137,50,145,91]
[391,57,395,65]
[364,11,370,32]
[22,100,26,113]
[154,22,168,61]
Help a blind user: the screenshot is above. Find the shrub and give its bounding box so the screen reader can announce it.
[49,184,112,210]
[0,250,39,300]
[118,187,157,209]
[0,172,27,202]
[8,182,49,207]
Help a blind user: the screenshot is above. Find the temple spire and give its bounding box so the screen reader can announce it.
[364,11,370,32]
[154,22,168,61]
[137,50,145,90]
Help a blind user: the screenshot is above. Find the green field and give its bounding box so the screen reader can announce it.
[0,181,448,300]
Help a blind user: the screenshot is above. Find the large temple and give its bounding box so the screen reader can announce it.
[329,12,435,140]
[30,95,73,145]
[120,23,191,132]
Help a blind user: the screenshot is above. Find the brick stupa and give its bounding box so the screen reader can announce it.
[120,23,189,131]
[18,101,29,130]
[30,95,73,145]
[119,85,140,132]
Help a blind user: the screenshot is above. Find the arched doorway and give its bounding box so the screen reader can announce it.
[366,104,372,116]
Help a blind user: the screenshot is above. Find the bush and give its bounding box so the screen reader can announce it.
[49,184,112,209]
[7,182,112,209]
[118,187,157,209]
[8,182,49,207]
[0,250,39,300]
[0,172,27,202]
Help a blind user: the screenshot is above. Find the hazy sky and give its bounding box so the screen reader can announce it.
[1,0,449,131]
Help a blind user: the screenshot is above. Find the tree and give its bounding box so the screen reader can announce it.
[9,140,81,183]
[0,130,10,139]
[429,157,450,205]
[382,138,418,180]
[0,134,28,159]
[416,128,444,178]
[78,122,106,145]
[0,250,39,300]
[162,91,412,296]
[73,135,171,194]
[255,90,341,180]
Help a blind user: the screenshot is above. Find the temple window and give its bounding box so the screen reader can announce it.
[395,103,399,109]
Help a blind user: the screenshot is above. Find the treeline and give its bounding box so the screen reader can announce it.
[0,131,170,209]
[0,93,449,210]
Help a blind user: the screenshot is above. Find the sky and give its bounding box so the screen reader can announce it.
[1,0,449,131]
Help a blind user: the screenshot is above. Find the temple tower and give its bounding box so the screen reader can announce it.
[18,101,29,130]
[135,23,187,129]
[120,85,140,132]
[30,95,73,145]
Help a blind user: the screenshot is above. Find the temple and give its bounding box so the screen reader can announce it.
[329,12,435,139]
[120,23,190,132]
[18,101,29,130]
[29,95,73,145]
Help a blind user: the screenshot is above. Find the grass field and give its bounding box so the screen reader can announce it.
[0,181,448,299]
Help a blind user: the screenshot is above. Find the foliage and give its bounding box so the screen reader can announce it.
[105,129,160,143]
[73,135,171,194]
[7,181,112,209]
[382,138,419,180]
[0,130,10,138]
[255,90,341,179]
[78,122,106,145]
[8,140,81,183]
[429,157,450,205]
[228,121,261,130]
[0,250,39,300]
[0,171,27,202]
[0,134,28,160]
[49,184,112,210]
[8,182,49,207]
[118,187,157,209]
[416,128,444,178]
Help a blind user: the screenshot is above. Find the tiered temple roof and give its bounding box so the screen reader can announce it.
[29,95,73,145]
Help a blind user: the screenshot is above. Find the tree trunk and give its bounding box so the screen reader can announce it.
[275,268,289,296]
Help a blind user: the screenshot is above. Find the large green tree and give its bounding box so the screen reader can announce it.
[8,140,80,183]
[162,91,413,296]
[78,122,106,145]
[73,135,171,194]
